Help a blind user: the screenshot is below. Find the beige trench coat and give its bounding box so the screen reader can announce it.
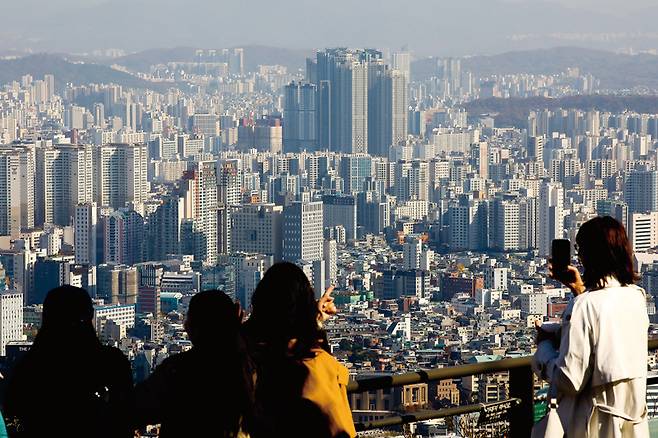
[532,277,649,437]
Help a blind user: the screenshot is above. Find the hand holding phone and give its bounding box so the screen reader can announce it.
[549,239,585,295]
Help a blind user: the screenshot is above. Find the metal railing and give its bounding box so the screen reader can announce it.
[348,338,658,436]
[354,399,521,432]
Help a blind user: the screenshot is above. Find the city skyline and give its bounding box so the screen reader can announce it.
[2,33,658,435]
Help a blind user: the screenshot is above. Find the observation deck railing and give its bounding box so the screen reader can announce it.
[347,338,658,435]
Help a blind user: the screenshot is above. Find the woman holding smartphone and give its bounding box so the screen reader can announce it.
[533,216,649,438]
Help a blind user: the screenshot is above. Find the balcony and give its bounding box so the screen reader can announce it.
[347,338,658,436]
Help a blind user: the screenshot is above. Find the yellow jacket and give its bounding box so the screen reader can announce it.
[301,349,357,438]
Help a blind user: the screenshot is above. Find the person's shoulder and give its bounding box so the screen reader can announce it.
[152,349,196,375]
[100,345,130,365]
[305,349,345,373]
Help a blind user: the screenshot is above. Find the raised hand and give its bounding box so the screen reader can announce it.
[548,261,586,295]
[318,285,337,322]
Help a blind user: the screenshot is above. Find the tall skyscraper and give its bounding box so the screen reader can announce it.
[0,145,35,235]
[368,63,408,156]
[103,209,144,266]
[473,142,489,180]
[0,149,22,236]
[36,144,94,226]
[217,159,242,206]
[392,52,411,83]
[231,203,284,261]
[145,196,185,261]
[282,201,323,262]
[539,182,564,256]
[182,161,218,265]
[93,143,149,210]
[283,82,317,153]
[625,168,658,214]
[311,49,381,154]
[74,203,99,265]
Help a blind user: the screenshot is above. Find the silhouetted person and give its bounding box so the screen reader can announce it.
[245,262,356,438]
[134,290,253,437]
[4,286,133,438]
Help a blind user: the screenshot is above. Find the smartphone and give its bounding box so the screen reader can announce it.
[551,239,571,272]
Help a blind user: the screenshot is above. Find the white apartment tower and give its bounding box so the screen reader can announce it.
[539,182,564,256]
[0,149,22,236]
[36,144,94,226]
[629,212,658,252]
[94,143,149,210]
[282,201,323,262]
[74,203,99,265]
[0,290,23,355]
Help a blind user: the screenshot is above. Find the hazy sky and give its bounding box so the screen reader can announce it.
[2,0,658,56]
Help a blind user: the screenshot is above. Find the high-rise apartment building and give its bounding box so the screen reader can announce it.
[629,212,658,252]
[182,161,218,265]
[0,149,22,236]
[308,48,407,156]
[311,49,376,154]
[283,201,323,262]
[283,82,317,153]
[145,196,184,261]
[217,159,242,206]
[74,203,99,265]
[36,144,94,226]
[103,209,145,266]
[368,62,408,157]
[539,182,564,256]
[392,52,411,83]
[94,143,149,210]
[403,237,422,270]
[394,160,429,202]
[0,290,23,355]
[322,195,357,241]
[625,168,658,214]
[231,203,284,261]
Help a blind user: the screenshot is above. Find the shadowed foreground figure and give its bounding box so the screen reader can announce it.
[4,286,133,438]
[245,262,356,438]
[134,290,254,437]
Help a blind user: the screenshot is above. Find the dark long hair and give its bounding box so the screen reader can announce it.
[246,262,327,360]
[245,263,330,438]
[32,285,100,353]
[186,290,254,436]
[576,216,640,290]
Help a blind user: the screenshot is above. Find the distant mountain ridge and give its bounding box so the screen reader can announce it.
[0,54,175,92]
[412,47,658,89]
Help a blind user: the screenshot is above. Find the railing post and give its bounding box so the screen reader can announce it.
[508,365,534,438]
